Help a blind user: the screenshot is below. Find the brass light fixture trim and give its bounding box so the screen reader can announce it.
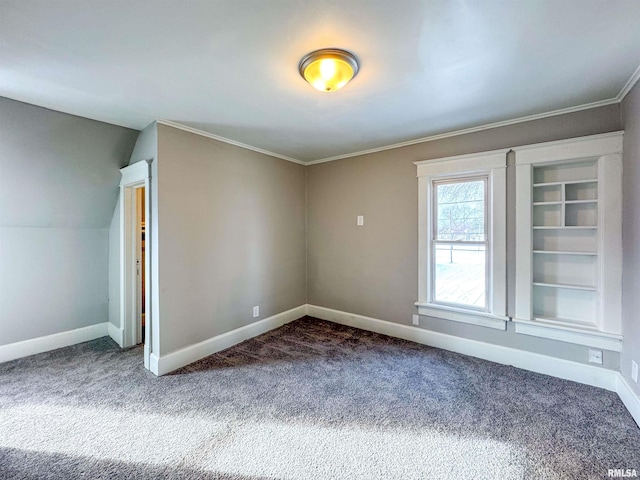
[298,48,359,92]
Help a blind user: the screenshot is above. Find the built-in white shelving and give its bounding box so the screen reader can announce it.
[514,132,624,351]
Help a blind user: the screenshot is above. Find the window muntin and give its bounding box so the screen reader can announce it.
[431,177,489,310]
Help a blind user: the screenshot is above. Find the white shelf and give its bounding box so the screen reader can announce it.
[532,316,599,329]
[533,282,597,291]
[514,319,622,352]
[533,250,597,256]
[565,199,597,205]
[532,226,597,230]
[533,178,598,187]
[533,201,562,206]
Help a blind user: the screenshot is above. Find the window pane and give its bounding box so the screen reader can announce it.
[434,244,486,308]
[435,180,485,241]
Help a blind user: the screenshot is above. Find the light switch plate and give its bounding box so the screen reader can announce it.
[357,215,364,226]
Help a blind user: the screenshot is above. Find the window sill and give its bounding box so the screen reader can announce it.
[414,303,508,330]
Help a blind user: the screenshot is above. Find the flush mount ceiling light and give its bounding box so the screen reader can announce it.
[299,48,359,92]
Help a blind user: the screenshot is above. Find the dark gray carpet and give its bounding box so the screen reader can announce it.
[0,316,638,479]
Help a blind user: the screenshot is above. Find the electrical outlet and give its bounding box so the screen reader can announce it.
[252,306,259,318]
[632,360,638,383]
[412,314,419,326]
[588,349,603,365]
[357,215,364,226]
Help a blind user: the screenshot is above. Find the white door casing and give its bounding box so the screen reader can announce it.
[119,160,152,369]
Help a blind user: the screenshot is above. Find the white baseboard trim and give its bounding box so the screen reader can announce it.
[306,305,618,391]
[154,305,307,376]
[149,352,160,376]
[107,322,124,348]
[616,373,640,428]
[307,304,640,426]
[0,323,109,364]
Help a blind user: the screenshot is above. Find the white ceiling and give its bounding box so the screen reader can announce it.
[1,1,639,163]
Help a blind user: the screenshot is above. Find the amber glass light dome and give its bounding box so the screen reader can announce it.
[299,49,359,92]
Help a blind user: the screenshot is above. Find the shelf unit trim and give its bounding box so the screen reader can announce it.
[514,131,623,165]
[533,282,597,291]
[514,319,623,352]
[515,132,623,339]
[532,226,597,230]
[533,250,597,256]
[533,316,598,329]
[533,178,598,187]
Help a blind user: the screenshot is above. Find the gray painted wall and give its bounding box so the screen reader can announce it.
[307,104,622,369]
[128,122,158,167]
[2,92,631,380]
[621,82,640,395]
[108,199,121,329]
[156,124,306,354]
[0,97,138,345]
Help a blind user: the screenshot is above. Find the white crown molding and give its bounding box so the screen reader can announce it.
[0,323,108,364]
[617,64,640,102]
[156,120,306,165]
[305,98,619,165]
[155,63,637,166]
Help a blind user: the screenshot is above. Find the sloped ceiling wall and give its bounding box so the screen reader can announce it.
[0,97,138,228]
[0,97,138,345]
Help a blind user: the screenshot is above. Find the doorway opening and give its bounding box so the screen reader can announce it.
[119,160,152,371]
[135,186,146,346]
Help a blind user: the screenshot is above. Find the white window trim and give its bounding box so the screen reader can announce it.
[415,149,508,330]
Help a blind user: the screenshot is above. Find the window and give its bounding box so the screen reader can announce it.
[432,177,488,310]
[415,150,507,330]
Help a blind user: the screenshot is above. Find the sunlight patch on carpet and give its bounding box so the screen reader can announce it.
[0,403,525,479]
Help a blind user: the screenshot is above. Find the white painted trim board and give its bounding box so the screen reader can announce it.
[151,305,307,376]
[306,305,618,391]
[617,64,640,102]
[108,322,124,348]
[617,374,640,428]
[305,99,620,164]
[157,120,305,165]
[0,323,108,364]
[157,61,639,166]
[307,304,640,427]
[0,305,637,427]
